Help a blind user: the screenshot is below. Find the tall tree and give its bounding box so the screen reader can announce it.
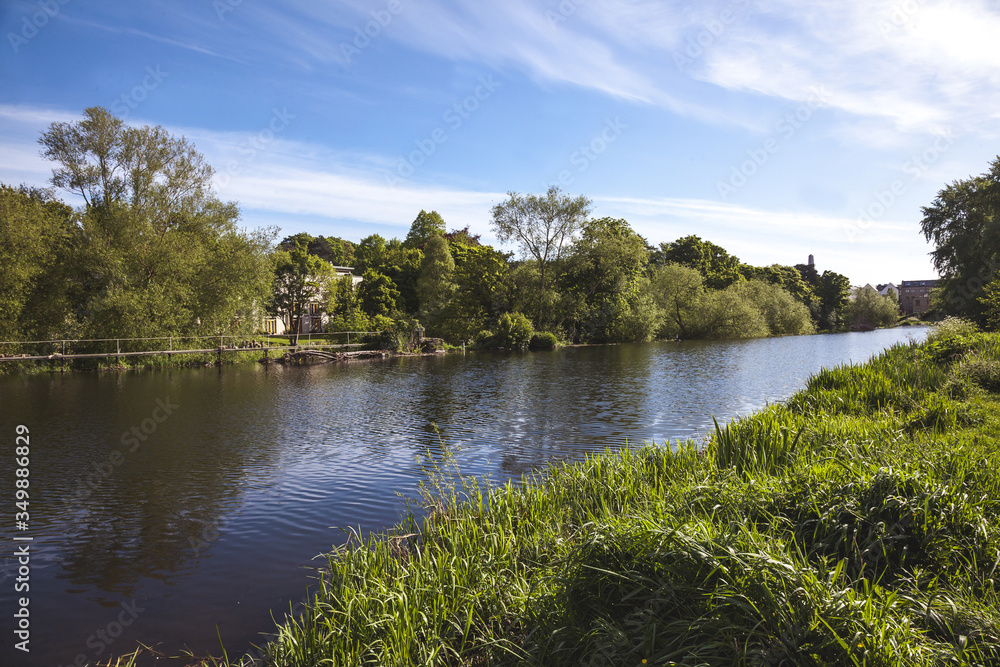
[920,156,1000,322]
[404,210,446,248]
[0,185,76,340]
[814,270,852,330]
[38,107,273,340]
[490,186,591,325]
[416,235,456,331]
[562,217,650,342]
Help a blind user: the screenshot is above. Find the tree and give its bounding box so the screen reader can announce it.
[404,210,446,248]
[416,235,456,330]
[814,270,851,330]
[731,280,815,336]
[0,185,76,340]
[38,107,274,341]
[490,186,591,325]
[271,240,334,337]
[438,242,509,342]
[979,277,1000,331]
[843,286,900,331]
[649,263,708,339]
[656,235,745,290]
[562,217,651,342]
[920,156,1000,322]
[358,270,400,318]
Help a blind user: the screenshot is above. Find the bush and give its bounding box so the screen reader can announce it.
[958,356,1000,392]
[928,316,979,342]
[529,331,558,349]
[493,312,534,350]
[361,329,403,351]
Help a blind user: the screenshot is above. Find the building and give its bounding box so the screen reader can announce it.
[263,265,362,335]
[899,279,938,316]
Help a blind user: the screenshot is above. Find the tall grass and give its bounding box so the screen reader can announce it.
[186,331,1000,666]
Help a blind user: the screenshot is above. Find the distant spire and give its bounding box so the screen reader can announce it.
[808,254,815,267]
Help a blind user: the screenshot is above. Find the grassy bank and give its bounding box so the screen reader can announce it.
[149,320,1000,666]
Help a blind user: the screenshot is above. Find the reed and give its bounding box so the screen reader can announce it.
[186,330,1000,666]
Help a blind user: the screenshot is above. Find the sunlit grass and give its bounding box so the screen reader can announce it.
[184,328,1000,666]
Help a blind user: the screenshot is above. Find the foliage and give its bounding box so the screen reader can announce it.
[404,209,446,248]
[528,331,558,349]
[491,186,591,326]
[34,107,274,341]
[0,184,76,340]
[978,277,1000,332]
[655,234,746,290]
[358,270,400,318]
[842,286,900,331]
[416,235,456,332]
[435,242,509,342]
[814,270,852,330]
[279,232,355,266]
[271,239,334,333]
[731,279,816,336]
[326,275,369,332]
[561,217,652,343]
[476,312,535,350]
[921,155,1000,322]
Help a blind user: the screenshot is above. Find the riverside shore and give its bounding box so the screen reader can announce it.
[112,320,1000,666]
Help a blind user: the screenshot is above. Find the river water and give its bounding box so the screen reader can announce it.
[0,327,928,665]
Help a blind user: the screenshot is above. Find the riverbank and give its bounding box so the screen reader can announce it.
[111,322,997,665]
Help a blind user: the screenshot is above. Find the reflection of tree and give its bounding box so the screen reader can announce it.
[53,368,282,601]
[403,347,655,483]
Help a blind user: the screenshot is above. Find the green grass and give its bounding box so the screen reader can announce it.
[160,325,1000,666]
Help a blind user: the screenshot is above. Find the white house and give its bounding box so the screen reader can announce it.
[263,264,362,335]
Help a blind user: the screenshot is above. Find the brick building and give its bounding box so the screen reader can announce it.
[899,279,939,316]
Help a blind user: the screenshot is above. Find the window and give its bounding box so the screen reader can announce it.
[309,302,321,315]
[264,319,278,334]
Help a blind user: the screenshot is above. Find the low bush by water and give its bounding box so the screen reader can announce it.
[174,323,1000,666]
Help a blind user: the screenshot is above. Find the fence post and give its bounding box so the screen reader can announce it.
[116,339,120,367]
[61,340,65,373]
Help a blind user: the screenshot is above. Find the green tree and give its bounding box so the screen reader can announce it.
[649,263,708,339]
[271,240,334,337]
[358,270,400,318]
[979,277,1000,331]
[657,235,745,290]
[814,270,852,330]
[326,275,369,332]
[404,210,446,248]
[731,280,815,336]
[490,186,591,326]
[562,217,651,342]
[417,235,456,331]
[843,286,900,331]
[921,156,1000,322]
[0,185,76,340]
[437,242,510,342]
[38,107,273,341]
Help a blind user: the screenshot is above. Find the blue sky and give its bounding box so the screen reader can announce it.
[2,0,999,285]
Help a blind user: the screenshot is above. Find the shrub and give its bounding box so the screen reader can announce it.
[529,331,558,349]
[927,316,979,342]
[958,356,1000,392]
[493,312,534,350]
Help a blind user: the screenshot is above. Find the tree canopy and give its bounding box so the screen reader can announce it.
[921,155,1000,323]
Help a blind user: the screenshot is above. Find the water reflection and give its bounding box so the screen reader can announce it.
[0,328,927,665]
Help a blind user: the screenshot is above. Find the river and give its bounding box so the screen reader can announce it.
[0,327,928,665]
